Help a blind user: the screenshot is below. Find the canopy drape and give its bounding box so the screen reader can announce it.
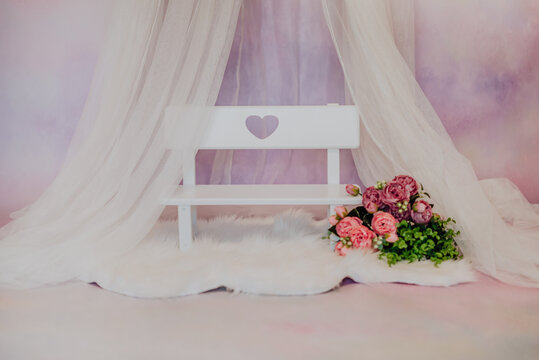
[323,0,539,286]
[0,0,241,287]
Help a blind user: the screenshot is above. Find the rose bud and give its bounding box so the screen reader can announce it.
[335,241,349,256]
[345,184,361,197]
[385,232,399,243]
[411,199,433,224]
[334,206,348,219]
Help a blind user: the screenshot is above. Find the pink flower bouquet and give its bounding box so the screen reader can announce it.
[328,175,462,266]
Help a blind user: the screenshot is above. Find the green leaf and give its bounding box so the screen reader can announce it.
[377,213,462,267]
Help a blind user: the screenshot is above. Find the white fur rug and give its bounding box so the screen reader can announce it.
[84,210,476,298]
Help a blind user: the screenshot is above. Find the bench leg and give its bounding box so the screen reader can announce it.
[192,206,197,235]
[328,205,336,219]
[178,205,193,251]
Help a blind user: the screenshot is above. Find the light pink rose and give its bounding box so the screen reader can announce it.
[346,184,360,196]
[349,225,375,249]
[335,242,348,256]
[411,199,433,224]
[335,206,348,219]
[392,175,419,197]
[336,217,362,238]
[328,215,338,226]
[371,211,397,235]
[385,232,399,243]
[381,181,408,206]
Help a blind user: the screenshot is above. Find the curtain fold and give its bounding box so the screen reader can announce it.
[388,0,415,75]
[323,0,539,287]
[0,0,241,288]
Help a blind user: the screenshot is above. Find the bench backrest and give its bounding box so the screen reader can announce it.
[168,104,360,185]
[198,105,359,149]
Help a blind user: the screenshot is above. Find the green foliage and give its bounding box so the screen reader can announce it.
[378,216,462,266]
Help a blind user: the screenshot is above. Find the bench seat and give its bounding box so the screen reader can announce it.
[162,184,361,206]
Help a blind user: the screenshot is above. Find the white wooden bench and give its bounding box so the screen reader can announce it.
[162,104,360,250]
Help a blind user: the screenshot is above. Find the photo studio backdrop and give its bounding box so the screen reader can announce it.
[2,0,539,225]
[0,0,538,290]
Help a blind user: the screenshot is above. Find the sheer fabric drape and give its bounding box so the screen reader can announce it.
[210,0,348,187]
[323,0,539,286]
[0,0,241,287]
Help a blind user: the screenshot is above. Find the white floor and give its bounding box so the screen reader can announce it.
[1,275,538,360]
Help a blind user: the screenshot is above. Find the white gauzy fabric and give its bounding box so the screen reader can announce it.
[209,0,344,186]
[322,0,539,287]
[0,0,241,287]
[388,0,415,76]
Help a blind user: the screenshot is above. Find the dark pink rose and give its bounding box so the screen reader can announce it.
[336,217,362,238]
[381,181,408,205]
[362,186,383,213]
[349,225,375,249]
[388,203,411,222]
[371,211,397,235]
[413,200,427,212]
[393,175,419,196]
[411,199,433,224]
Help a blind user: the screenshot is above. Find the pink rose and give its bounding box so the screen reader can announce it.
[335,241,348,256]
[371,211,397,235]
[335,206,348,219]
[392,175,419,197]
[411,199,433,224]
[328,215,338,226]
[336,217,362,237]
[381,181,409,205]
[349,225,375,249]
[385,232,399,243]
[346,184,361,196]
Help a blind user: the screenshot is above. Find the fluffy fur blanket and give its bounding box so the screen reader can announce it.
[84,210,476,298]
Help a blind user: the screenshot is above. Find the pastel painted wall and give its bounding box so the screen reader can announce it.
[415,0,539,202]
[0,0,108,225]
[1,0,538,226]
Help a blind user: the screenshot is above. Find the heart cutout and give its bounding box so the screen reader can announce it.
[245,115,279,139]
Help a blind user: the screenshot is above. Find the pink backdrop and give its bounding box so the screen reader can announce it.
[1,0,538,226]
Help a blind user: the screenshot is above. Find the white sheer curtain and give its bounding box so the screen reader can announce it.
[209,0,348,187]
[0,0,241,288]
[323,0,539,287]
